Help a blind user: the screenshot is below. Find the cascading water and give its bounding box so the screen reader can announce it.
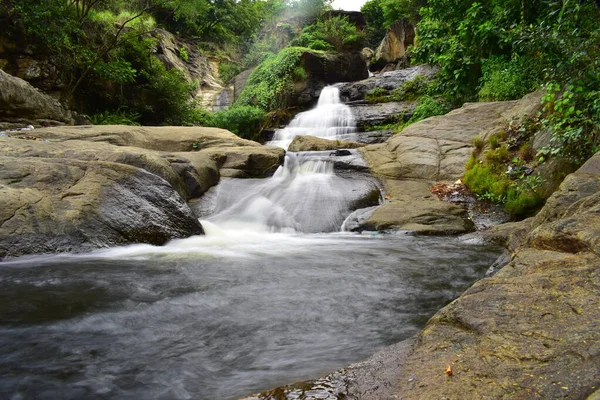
[195,151,380,233]
[268,86,357,150]
[0,81,503,400]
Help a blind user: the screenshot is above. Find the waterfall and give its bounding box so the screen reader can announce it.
[197,152,379,233]
[268,86,357,150]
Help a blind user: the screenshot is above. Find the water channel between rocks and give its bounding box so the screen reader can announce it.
[0,86,501,400]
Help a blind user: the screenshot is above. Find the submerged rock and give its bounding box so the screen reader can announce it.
[287,135,364,152]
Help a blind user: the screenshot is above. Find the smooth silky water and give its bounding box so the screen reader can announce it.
[0,89,500,399]
[268,86,357,150]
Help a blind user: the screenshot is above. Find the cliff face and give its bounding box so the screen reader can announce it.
[151,29,229,111]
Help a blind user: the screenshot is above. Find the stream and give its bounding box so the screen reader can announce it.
[0,86,501,400]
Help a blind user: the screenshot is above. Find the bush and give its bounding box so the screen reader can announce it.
[137,61,198,125]
[537,80,600,167]
[218,61,243,84]
[365,87,388,103]
[407,95,449,124]
[90,110,141,126]
[212,106,266,140]
[236,47,312,112]
[293,15,364,52]
[478,56,535,101]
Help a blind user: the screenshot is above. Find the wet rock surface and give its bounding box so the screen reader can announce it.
[0,125,284,258]
[0,157,203,259]
[350,101,416,129]
[287,135,364,152]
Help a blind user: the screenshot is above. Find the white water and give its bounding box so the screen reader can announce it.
[268,86,357,150]
[196,152,379,233]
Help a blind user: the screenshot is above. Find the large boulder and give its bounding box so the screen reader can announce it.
[0,125,285,258]
[356,92,543,234]
[372,19,416,71]
[0,157,204,259]
[336,65,438,102]
[385,151,600,399]
[239,142,600,400]
[0,70,74,129]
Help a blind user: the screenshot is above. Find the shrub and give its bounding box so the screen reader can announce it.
[236,47,312,112]
[391,75,431,101]
[365,87,388,103]
[90,110,141,126]
[537,80,600,167]
[478,55,535,101]
[293,15,364,52]
[212,106,266,140]
[407,95,450,124]
[218,61,243,84]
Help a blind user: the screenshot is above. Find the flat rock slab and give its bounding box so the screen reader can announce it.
[287,135,364,152]
[356,179,475,234]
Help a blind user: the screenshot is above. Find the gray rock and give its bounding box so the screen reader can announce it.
[336,65,438,102]
[0,157,204,260]
[356,129,395,144]
[350,101,416,129]
[0,125,285,258]
[0,70,73,129]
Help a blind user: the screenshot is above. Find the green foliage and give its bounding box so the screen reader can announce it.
[537,80,600,167]
[212,106,266,139]
[478,55,535,101]
[414,0,600,106]
[236,47,312,112]
[464,122,547,218]
[365,87,388,103]
[365,75,431,104]
[407,95,449,124]
[380,0,426,25]
[392,75,430,101]
[89,110,141,126]
[293,15,364,52]
[137,61,199,125]
[179,46,189,62]
[218,61,242,83]
[360,0,387,47]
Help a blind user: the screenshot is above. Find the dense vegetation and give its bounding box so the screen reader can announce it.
[0,0,330,129]
[359,0,599,216]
